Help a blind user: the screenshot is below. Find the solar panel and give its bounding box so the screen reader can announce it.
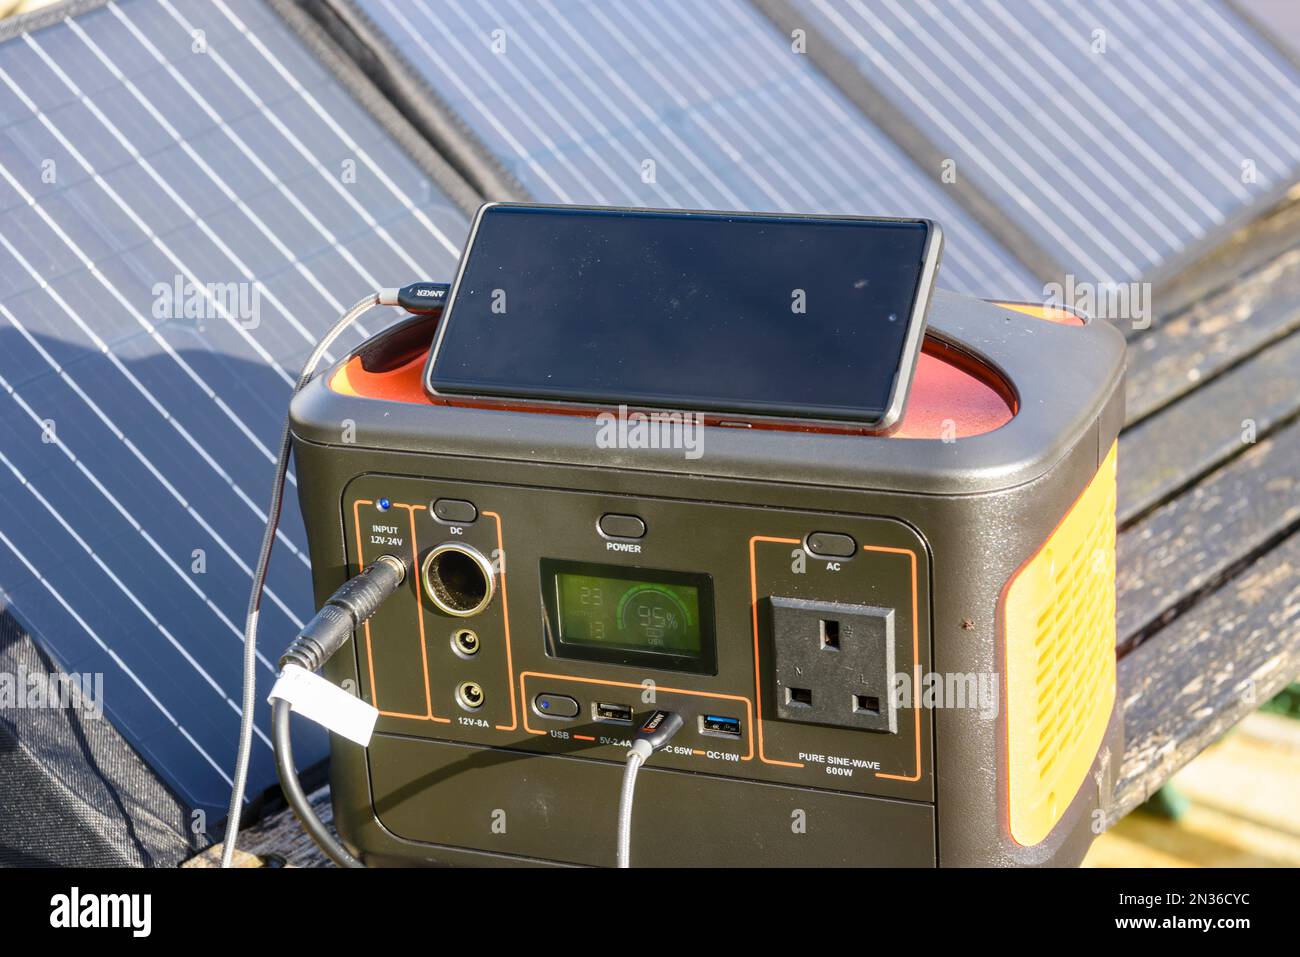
[341,0,1040,299]
[786,0,1300,285]
[0,0,468,832]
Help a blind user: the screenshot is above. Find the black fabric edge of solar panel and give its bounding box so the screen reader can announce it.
[298,0,531,205]
[0,612,197,867]
[267,0,495,215]
[1153,191,1300,324]
[749,0,1065,286]
[0,0,104,41]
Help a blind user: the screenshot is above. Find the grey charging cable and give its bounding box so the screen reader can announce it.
[616,710,684,868]
[220,283,447,869]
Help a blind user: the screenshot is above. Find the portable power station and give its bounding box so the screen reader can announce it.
[286,282,1125,867]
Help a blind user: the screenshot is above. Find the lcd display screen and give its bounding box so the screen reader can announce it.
[556,572,701,654]
[426,204,941,428]
[540,559,717,674]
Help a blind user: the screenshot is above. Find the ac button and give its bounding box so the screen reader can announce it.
[805,532,857,559]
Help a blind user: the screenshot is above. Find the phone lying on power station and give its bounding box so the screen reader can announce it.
[425,203,944,432]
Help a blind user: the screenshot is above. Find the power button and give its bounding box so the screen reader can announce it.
[598,513,646,539]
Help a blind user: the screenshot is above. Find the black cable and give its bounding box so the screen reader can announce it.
[272,697,361,869]
[272,554,407,869]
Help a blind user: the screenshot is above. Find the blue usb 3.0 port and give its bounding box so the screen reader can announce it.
[700,714,742,738]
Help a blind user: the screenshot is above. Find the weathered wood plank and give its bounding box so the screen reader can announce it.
[1086,711,1300,867]
[186,790,333,868]
[1109,529,1300,824]
[1153,191,1300,325]
[1117,330,1300,525]
[1116,417,1300,648]
[1125,245,1300,426]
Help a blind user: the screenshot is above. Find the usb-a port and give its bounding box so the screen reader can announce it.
[593,701,633,724]
[700,714,742,738]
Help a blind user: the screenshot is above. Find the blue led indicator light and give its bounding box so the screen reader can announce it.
[377,498,391,511]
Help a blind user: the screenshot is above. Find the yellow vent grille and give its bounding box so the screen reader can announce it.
[1003,443,1117,846]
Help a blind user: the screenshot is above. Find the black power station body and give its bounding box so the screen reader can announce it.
[289,289,1125,867]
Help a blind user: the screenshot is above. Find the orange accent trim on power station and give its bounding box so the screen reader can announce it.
[748,536,805,768]
[482,510,519,732]
[864,544,923,783]
[994,301,1087,326]
[328,336,1018,440]
[1002,442,1117,846]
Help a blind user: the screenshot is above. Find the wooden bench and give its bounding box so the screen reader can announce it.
[192,196,1300,866]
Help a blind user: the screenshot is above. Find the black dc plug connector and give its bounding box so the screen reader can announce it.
[280,554,407,673]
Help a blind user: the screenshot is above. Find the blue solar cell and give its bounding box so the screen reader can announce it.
[0,0,467,824]
[789,0,1300,284]
[351,0,1039,298]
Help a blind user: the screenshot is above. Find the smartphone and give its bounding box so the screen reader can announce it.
[425,203,943,432]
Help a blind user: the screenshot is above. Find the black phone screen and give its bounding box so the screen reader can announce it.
[425,204,940,426]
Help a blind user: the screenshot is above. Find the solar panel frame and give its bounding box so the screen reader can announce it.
[287,0,530,204]
[0,0,483,839]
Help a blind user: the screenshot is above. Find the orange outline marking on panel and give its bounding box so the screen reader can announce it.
[862,544,922,782]
[395,503,449,723]
[482,510,519,731]
[351,498,448,723]
[518,671,755,759]
[748,536,806,768]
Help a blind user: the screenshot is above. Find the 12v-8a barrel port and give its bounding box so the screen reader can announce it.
[451,628,481,657]
[421,543,495,617]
